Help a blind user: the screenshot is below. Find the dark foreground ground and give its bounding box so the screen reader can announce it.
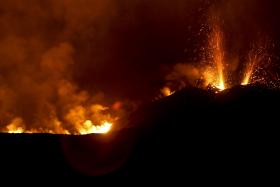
[0,85,279,179]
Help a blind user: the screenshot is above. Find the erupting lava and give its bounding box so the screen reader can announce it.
[241,45,267,86]
[209,25,226,90]
[241,54,257,85]
[241,70,253,86]
[241,64,255,86]
[161,22,275,96]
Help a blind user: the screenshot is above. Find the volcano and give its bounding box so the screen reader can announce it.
[0,85,279,179]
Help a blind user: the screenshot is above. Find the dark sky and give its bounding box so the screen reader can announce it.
[0,0,280,129]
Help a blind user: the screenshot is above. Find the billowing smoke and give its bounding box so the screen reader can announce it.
[0,0,125,133]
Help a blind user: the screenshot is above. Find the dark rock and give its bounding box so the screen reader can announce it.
[0,85,279,179]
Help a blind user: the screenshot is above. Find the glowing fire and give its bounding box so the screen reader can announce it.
[6,119,113,135]
[161,87,175,97]
[3,104,116,135]
[6,118,25,134]
[79,120,112,135]
[7,126,24,134]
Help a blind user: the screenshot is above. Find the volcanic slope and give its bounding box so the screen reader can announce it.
[0,85,279,178]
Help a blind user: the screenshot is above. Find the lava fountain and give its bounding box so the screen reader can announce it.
[210,25,226,90]
[160,23,275,97]
[241,53,257,85]
[241,44,268,86]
